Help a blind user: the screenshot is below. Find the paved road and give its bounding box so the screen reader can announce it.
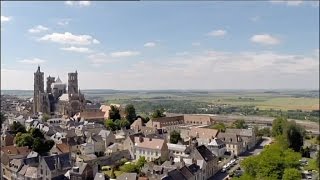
[208,137,273,180]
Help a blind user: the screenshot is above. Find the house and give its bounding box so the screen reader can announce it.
[1,146,30,166]
[146,116,184,133]
[86,134,105,154]
[98,129,115,150]
[79,143,95,155]
[69,162,94,180]
[38,153,72,180]
[183,115,215,126]
[207,138,226,158]
[217,133,244,156]
[100,104,126,120]
[225,128,257,151]
[185,145,218,180]
[117,172,137,180]
[167,143,191,158]
[130,118,144,133]
[133,136,169,162]
[1,131,14,147]
[189,127,219,146]
[77,109,105,123]
[50,143,71,154]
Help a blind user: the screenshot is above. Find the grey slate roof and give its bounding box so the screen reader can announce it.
[117,173,137,180]
[195,145,216,162]
[94,173,106,180]
[43,153,72,171]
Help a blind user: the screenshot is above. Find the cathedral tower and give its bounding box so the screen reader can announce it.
[46,76,55,93]
[33,66,45,114]
[68,71,78,96]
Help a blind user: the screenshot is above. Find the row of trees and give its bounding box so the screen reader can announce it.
[234,117,307,180]
[105,104,166,131]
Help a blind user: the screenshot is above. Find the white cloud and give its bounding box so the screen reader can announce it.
[57,19,71,26]
[207,29,227,37]
[39,32,100,45]
[250,34,280,45]
[176,52,189,56]
[93,39,100,44]
[1,16,11,23]
[144,42,156,47]
[28,25,49,33]
[18,58,47,64]
[192,42,201,46]
[65,1,91,7]
[110,51,140,58]
[61,46,91,53]
[88,53,117,65]
[270,0,303,6]
[250,16,260,22]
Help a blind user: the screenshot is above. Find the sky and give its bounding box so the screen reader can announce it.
[1,1,319,90]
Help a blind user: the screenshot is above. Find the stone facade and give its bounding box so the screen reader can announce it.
[33,66,86,117]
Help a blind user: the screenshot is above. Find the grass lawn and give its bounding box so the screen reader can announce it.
[104,170,123,178]
[304,158,319,172]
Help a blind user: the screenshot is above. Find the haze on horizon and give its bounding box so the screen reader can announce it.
[1,1,319,90]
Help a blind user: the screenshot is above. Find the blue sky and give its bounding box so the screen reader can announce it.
[1,1,319,90]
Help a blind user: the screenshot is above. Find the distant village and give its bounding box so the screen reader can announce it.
[0,66,272,180]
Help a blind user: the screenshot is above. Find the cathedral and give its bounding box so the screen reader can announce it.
[33,66,86,117]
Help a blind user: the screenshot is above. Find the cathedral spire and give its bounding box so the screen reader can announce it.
[37,65,41,72]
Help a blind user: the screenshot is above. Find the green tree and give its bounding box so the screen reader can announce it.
[119,119,130,129]
[211,123,226,132]
[105,119,117,131]
[119,163,137,173]
[125,104,136,124]
[232,119,248,129]
[32,138,45,153]
[272,117,288,137]
[29,128,44,139]
[282,168,302,180]
[110,168,116,179]
[152,108,165,118]
[285,121,304,152]
[41,113,50,122]
[109,105,121,121]
[11,121,26,134]
[257,127,272,137]
[170,130,182,144]
[136,156,147,169]
[15,133,34,147]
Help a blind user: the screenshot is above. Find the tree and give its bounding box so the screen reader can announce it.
[109,105,121,121]
[11,121,26,134]
[152,108,165,118]
[282,168,302,180]
[170,130,182,144]
[125,104,136,124]
[285,121,304,152]
[232,119,248,129]
[29,128,44,139]
[119,119,130,129]
[15,133,34,147]
[105,119,116,131]
[119,163,137,173]
[136,156,147,169]
[257,127,271,137]
[41,113,50,122]
[110,168,116,179]
[272,117,288,137]
[211,123,226,132]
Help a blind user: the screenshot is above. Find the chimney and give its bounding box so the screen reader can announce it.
[139,136,143,143]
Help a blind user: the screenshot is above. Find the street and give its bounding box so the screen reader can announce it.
[208,137,272,180]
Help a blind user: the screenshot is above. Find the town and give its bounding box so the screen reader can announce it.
[0,66,319,180]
